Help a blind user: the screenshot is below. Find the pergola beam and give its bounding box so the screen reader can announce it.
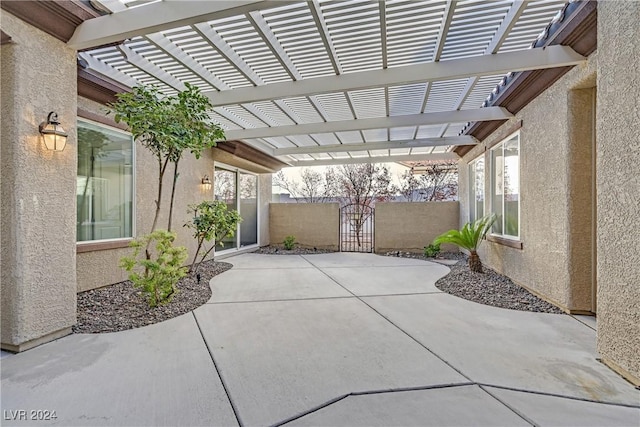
[274,136,477,156]
[209,45,584,107]
[224,106,512,140]
[68,1,290,50]
[286,152,459,167]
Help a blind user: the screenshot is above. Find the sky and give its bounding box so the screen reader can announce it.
[272,162,411,195]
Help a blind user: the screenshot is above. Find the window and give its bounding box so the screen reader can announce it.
[214,165,259,251]
[77,120,134,242]
[490,132,520,239]
[469,156,485,223]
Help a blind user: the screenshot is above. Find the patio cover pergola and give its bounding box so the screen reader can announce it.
[70,0,585,167]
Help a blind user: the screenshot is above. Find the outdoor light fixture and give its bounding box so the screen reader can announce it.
[39,111,68,151]
[201,174,212,190]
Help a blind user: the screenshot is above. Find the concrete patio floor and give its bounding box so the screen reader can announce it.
[2,253,639,426]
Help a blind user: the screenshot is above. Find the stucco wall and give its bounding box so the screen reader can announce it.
[1,12,78,350]
[374,202,460,253]
[270,203,339,250]
[460,53,597,312]
[595,2,640,384]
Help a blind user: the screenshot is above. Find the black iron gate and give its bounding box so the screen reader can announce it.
[340,203,374,253]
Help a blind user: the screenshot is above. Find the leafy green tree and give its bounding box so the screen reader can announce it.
[433,214,497,273]
[109,83,224,233]
[184,201,242,274]
[120,230,188,307]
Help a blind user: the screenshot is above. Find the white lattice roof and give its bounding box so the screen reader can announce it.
[73,0,583,166]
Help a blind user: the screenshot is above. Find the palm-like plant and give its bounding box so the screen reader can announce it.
[434,214,497,273]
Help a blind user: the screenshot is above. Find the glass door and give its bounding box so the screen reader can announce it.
[240,173,258,247]
[214,167,237,250]
[213,165,259,252]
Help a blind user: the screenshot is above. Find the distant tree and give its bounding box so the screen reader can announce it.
[333,163,397,247]
[417,160,458,201]
[398,169,421,202]
[273,168,335,203]
[398,161,458,202]
[214,170,235,203]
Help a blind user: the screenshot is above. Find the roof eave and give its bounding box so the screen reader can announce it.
[455,0,597,157]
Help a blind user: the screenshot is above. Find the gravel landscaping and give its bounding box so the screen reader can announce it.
[384,252,564,314]
[255,245,337,255]
[75,249,562,334]
[74,260,232,334]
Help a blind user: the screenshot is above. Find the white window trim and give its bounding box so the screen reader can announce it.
[490,130,520,241]
[76,118,136,245]
[469,155,485,223]
[213,162,260,255]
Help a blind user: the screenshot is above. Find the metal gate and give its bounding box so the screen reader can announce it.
[340,203,374,253]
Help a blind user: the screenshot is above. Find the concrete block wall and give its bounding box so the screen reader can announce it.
[374,202,460,253]
[269,203,339,250]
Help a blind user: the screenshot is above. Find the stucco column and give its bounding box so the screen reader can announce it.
[1,12,78,351]
[596,2,640,384]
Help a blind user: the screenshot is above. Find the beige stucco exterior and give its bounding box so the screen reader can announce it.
[1,12,78,350]
[374,202,460,253]
[459,53,597,313]
[595,1,640,385]
[269,203,339,250]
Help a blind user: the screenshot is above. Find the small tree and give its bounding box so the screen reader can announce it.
[120,230,188,307]
[109,83,224,233]
[184,201,242,275]
[433,214,496,273]
[333,163,397,247]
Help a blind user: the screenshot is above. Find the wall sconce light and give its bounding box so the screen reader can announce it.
[39,112,68,151]
[201,174,212,190]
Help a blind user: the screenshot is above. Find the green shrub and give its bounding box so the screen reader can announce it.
[184,200,241,274]
[283,235,296,250]
[434,214,497,273]
[120,230,188,307]
[423,243,441,258]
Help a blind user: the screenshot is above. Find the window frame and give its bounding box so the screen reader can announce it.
[490,130,520,241]
[468,155,485,223]
[213,162,260,254]
[76,118,136,248]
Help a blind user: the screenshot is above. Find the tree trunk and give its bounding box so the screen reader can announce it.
[167,158,180,232]
[468,250,483,273]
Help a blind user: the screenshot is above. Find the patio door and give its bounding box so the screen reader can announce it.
[214,165,258,253]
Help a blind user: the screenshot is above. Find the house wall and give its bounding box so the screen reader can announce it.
[76,97,272,292]
[459,53,597,312]
[1,12,78,350]
[270,203,340,250]
[375,202,459,253]
[595,1,640,385]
